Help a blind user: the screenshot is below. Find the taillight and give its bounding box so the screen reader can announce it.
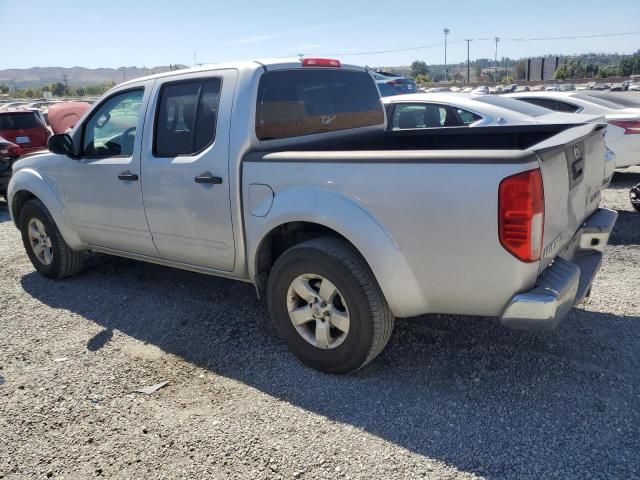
[498,169,544,262]
[386,80,401,85]
[302,58,341,67]
[608,119,640,135]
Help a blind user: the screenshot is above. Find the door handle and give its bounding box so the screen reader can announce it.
[194,171,222,184]
[118,171,139,181]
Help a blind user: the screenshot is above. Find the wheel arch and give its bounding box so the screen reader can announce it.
[246,187,427,318]
[8,169,86,250]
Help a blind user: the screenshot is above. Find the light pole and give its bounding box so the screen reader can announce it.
[494,37,500,83]
[465,39,472,83]
[443,28,450,82]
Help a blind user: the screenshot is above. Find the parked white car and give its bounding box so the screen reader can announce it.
[383,93,616,186]
[383,93,605,128]
[471,86,489,94]
[507,92,640,167]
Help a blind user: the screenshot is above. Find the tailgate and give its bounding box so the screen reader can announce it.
[532,122,608,270]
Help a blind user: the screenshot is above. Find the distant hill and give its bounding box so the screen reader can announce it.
[0,65,189,88]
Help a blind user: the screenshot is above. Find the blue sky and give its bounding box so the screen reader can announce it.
[1,0,639,69]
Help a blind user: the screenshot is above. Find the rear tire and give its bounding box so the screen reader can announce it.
[19,199,83,279]
[267,237,394,374]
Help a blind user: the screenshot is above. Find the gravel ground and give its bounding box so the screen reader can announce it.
[1,169,639,479]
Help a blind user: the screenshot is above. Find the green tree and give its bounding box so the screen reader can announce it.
[414,74,431,84]
[620,55,640,76]
[554,66,567,80]
[24,89,35,98]
[0,84,8,94]
[410,60,429,77]
[515,60,527,80]
[74,86,86,97]
[50,82,66,96]
[598,67,609,78]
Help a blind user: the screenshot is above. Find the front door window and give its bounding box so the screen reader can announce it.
[82,89,144,157]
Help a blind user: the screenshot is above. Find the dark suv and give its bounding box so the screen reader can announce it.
[372,70,417,96]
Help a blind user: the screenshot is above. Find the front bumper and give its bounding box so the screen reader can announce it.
[499,208,617,331]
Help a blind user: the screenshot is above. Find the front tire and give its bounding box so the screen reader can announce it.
[267,237,394,374]
[19,199,83,279]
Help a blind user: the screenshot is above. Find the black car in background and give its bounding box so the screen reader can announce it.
[373,70,417,96]
[631,183,640,212]
[0,136,21,198]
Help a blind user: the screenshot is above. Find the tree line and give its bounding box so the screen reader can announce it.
[407,50,640,83]
[0,81,117,98]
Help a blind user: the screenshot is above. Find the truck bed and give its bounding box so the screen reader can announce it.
[243,122,609,318]
[249,124,589,153]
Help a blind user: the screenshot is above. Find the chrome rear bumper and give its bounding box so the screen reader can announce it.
[500,208,617,331]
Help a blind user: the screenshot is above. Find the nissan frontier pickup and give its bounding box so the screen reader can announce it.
[8,58,617,373]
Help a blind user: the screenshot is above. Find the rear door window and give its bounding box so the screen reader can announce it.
[154,78,221,156]
[0,112,43,129]
[255,69,383,140]
[515,97,580,113]
[390,103,465,129]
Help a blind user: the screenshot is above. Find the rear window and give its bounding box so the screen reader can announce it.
[475,96,550,117]
[573,94,626,111]
[256,69,383,140]
[0,112,44,130]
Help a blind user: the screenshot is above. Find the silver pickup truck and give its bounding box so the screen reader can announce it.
[7,58,617,373]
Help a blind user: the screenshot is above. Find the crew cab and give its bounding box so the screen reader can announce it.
[8,58,617,373]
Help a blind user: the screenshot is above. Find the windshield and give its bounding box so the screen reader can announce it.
[474,96,550,117]
[573,94,627,111]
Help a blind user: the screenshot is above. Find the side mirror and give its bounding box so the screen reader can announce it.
[48,134,76,157]
[95,112,110,129]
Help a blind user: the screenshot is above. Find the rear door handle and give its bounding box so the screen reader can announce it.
[195,171,222,184]
[118,171,139,181]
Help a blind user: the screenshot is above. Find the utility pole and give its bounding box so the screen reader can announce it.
[62,74,68,95]
[494,37,500,83]
[465,39,472,83]
[443,28,450,82]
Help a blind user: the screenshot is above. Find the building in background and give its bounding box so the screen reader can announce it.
[526,56,562,81]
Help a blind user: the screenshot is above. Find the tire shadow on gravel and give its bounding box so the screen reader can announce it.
[20,256,640,479]
[610,170,640,190]
[609,210,640,245]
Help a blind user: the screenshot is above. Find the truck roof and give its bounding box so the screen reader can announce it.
[117,57,367,88]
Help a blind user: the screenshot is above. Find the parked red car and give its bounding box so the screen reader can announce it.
[0,109,50,155]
